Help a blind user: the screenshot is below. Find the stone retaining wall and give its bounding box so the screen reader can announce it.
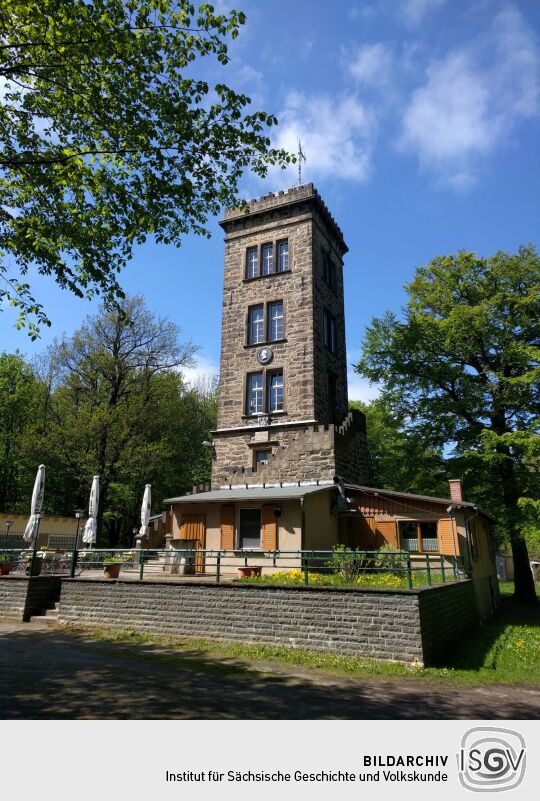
[0,577,28,621]
[418,580,478,664]
[58,579,477,666]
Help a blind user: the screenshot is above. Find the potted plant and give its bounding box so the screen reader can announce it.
[103,555,123,579]
[0,553,14,575]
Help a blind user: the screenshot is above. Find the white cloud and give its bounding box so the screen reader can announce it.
[348,43,393,88]
[180,354,219,390]
[399,5,540,188]
[349,3,378,21]
[273,91,376,184]
[400,0,447,27]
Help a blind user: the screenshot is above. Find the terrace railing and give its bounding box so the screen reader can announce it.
[0,547,465,588]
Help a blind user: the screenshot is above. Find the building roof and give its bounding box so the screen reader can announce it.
[164,483,334,505]
[163,480,495,521]
[344,483,497,522]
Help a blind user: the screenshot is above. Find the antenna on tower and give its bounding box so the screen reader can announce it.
[297,138,306,185]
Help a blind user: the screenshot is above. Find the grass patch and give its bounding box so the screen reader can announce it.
[61,582,540,687]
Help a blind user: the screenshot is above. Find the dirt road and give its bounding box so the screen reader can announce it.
[1,621,538,719]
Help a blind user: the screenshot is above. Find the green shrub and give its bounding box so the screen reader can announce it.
[327,545,371,581]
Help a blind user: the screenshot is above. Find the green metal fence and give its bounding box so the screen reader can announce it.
[0,547,465,588]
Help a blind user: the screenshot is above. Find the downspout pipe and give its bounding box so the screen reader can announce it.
[300,497,305,551]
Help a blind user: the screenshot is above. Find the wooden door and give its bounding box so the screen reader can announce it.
[180,513,206,573]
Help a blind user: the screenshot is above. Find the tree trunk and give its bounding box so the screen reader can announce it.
[500,457,537,604]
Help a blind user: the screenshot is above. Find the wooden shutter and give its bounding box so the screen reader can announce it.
[437,518,456,556]
[261,504,277,550]
[220,504,235,550]
[375,520,398,548]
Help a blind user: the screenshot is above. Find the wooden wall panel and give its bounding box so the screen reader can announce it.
[261,504,277,550]
[220,505,235,550]
[375,520,398,548]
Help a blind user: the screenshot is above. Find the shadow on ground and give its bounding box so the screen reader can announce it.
[1,622,539,720]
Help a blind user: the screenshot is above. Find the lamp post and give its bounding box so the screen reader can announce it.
[4,520,13,549]
[70,509,85,578]
[74,509,84,550]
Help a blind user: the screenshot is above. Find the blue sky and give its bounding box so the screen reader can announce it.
[2,0,540,401]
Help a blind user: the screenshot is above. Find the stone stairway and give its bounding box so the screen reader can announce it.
[29,599,60,625]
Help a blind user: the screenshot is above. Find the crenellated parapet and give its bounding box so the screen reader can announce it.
[211,409,368,488]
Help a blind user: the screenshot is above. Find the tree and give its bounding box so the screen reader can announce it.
[0,352,44,511]
[356,245,540,603]
[350,399,450,498]
[0,1,292,336]
[43,295,197,543]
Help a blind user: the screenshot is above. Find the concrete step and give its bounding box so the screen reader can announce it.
[28,603,60,624]
[29,612,58,625]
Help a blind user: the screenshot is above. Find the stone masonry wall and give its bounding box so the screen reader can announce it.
[418,580,478,664]
[217,215,315,428]
[0,577,28,621]
[58,579,478,665]
[312,211,349,424]
[334,409,369,485]
[212,414,368,486]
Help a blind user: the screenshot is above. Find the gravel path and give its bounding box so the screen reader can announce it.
[1,621,539,720]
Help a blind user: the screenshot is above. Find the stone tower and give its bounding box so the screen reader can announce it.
[212,183,367,487]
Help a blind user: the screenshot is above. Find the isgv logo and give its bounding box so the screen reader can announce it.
[457,727,526,792]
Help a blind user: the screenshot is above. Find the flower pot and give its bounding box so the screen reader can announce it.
[237,566,262,578]
[0,562,14,576]
[103,563,121,579]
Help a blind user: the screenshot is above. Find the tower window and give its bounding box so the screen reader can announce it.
[246,247,258,279]
[322,250,337,291]
[245,240,290,280]
[278,240,289,272]
[261,243,274,275]
[248,305,264,345]
[268,301,284,341]
[268,371,284,413]
[247,372,264,415]
[323,309,337,353]
[245,370,285,415]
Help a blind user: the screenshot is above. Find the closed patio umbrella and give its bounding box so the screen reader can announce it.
[23,464,45,543]
[139,484,152,541]
[82,475,99,545]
